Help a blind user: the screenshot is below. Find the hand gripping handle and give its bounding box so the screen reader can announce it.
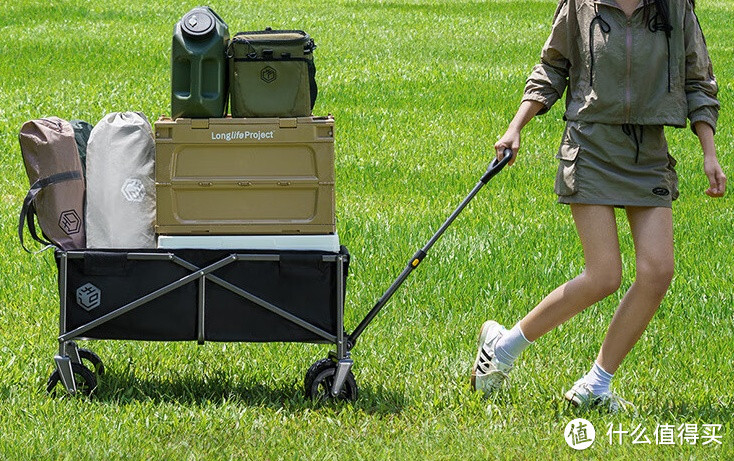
[480,148,513,184]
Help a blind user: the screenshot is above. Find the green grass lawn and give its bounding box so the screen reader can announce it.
[1,0,732,459]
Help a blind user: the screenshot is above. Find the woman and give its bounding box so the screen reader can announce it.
[471,0,726,412]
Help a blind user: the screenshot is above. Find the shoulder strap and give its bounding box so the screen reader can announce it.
[18,170,82,253]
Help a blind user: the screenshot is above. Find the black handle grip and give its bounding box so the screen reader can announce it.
[480,148,513,183]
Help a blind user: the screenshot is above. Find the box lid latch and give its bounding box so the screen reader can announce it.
[279,118,297,128]
[191,119,210,129]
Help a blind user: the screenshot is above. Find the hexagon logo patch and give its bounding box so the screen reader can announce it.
[121,178,146,202]
[76,283,101,311]
[58,210,82,235]
[261,66,277,83]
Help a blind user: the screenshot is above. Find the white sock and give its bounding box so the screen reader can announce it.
[494,323,532,366]
[584,362,614,396]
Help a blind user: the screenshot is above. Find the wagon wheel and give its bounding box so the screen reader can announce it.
[304,358,358,401]
[77,348,105,376]
[46,362,97,397]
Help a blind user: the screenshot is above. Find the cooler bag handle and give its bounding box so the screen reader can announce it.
[226,29,315,58]
[18,170,82,253]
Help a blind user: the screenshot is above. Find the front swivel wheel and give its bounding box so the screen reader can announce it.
[77,348,105,376]
[304,358,358,402]
[46,362,97,397]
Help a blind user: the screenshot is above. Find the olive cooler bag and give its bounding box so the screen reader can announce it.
[227,28,317,117]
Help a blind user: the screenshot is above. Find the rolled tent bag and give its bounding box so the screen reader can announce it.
[18,117,86,251]
[85,112,156,248]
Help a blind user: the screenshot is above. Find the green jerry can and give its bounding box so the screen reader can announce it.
[171,6,229,119]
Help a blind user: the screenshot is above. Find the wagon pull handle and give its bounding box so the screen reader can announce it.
[482,148,513,183]
[346,148,514,348]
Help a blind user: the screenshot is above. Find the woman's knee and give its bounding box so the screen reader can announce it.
[583,266,622,300]
[636,256,675,292]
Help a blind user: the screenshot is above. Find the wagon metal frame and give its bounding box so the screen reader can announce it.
[51,250,355,399]
[47,153,510,400]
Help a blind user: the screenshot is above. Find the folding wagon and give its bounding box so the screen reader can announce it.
[46,154,511,401]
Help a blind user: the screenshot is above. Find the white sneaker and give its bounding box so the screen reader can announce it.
[564,378,633,413]
[471,320,512,396]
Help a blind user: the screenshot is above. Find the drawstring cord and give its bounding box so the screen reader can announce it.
[647,11,673,92]
[589,7,611,88]
[589,3,672,93]
[622,124,644,163]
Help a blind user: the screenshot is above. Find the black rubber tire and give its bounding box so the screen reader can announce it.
[77,349,105,376]
[304,358,358,401]
[304,358,334,393]
[46,362,97,396]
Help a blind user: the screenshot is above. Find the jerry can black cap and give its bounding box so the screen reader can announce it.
[181,7,216,38]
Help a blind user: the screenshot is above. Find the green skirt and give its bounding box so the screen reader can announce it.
[555,121,679,208]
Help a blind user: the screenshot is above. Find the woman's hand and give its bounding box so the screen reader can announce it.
[693,121,726,197]
[494,128,520,166]
[704,155,726,197]
[495,100,545,166]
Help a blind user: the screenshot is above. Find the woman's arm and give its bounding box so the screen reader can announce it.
[501,1,571,165]
[693,121,726,197]
[523,0,572,118]
[494,100,545,165]
[684,1,719,135]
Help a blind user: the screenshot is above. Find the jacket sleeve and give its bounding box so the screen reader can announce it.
[683,0,719,134]
[522,0,571,115]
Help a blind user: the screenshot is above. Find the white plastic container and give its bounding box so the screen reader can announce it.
[157,234,340,252]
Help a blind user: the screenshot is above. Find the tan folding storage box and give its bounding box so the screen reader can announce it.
[154,116,335,234]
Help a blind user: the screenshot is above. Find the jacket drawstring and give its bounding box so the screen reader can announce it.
[622,124,644,163]
[589,7,611,88]
[647,6,673,92]
[589,3,672,93]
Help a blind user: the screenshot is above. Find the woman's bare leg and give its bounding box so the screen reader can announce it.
[595,206,674,374]
[519,204,623,341]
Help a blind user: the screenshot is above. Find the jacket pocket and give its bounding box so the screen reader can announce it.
[554,143,580,196]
